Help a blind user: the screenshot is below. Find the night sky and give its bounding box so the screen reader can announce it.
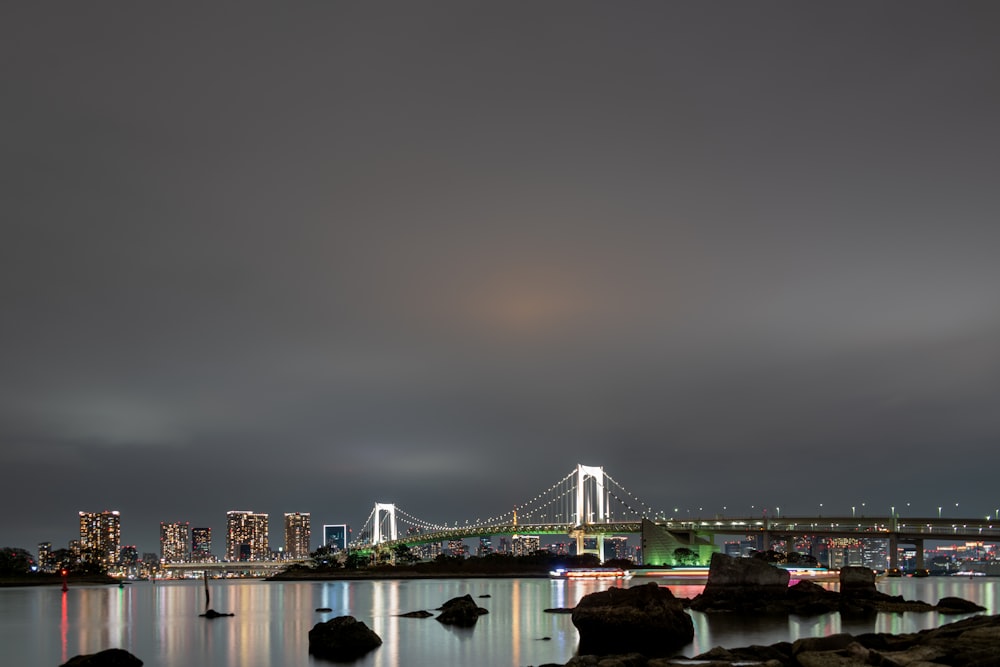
[4,3,999,556]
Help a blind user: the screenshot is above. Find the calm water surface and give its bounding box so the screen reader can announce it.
[2,577,997,667]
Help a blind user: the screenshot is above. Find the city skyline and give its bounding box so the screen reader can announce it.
[4,4,999,553]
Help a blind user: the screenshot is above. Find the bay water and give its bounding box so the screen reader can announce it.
[1,577,997,667]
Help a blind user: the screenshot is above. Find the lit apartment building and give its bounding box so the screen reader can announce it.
[160,521,191,563]
[79,510,121,566]
[511,534,540,556]
[192,528,212,562]
[283,512,311,559]
[226,511,269,561]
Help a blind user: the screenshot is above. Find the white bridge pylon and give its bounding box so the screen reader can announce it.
[573,464,608,562]
[372,503,397,545]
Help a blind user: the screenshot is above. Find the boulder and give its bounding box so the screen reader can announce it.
[436,594,488,626]
[199,608,234,618]
[689,553,789,612]
[308,615,382,661]
[571,582,694,656]
[838,566,877,598]
[397,610,433,618]
[936,596,987,613]
[61,648,143,666]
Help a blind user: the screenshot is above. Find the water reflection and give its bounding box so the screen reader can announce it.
[3,577,997,667]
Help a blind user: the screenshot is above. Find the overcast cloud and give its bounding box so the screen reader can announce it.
[2,2,999,553]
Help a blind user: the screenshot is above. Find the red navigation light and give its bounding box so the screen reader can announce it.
[61,569,68,577]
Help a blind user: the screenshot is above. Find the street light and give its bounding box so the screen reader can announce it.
[852,506,856,517]
[938,507,942,518]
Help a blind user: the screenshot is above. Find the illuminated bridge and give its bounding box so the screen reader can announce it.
[351,464,1000,568]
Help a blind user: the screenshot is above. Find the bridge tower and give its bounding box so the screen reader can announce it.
[572,464,608,562]
[372,503,397,545]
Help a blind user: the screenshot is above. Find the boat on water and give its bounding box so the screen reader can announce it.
[549,567,632,580]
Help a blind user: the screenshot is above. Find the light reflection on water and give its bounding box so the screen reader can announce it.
[0,577,996,667]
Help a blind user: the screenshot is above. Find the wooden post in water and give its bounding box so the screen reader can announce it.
[203,570,210,612]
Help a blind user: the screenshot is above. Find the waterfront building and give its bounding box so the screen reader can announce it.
[511,534,540,556]
[191,528,212,561]
[547,542,570,556]
[322,524,348,551]
[79,510,121,567]
[284,512,311,559]
[160,522,191,563]
[447,539,468,557]
[37,542,52,573]
[605,536,629,560]
[478,536,493,556]
[225,511,269,561]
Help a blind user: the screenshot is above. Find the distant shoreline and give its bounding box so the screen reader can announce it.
[0,574,118,588]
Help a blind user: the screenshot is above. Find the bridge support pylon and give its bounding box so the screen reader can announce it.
[372,503,397,545]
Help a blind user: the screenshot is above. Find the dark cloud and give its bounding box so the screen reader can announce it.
[3,2,999,553]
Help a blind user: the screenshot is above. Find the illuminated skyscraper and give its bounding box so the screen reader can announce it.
[283,512,311,559]
[37,542,52,572]
[226,511,269,561]
[192,528,212,562]
[79,510,121,566]
[323,524,348,551]
[160,521,191,563]
[511,534,540,556]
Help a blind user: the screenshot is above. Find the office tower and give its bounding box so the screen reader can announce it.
[192,528,212,562]
[447,539,468,557]
[119,545,138,567]
[225,511,269,561]
[37,542,52,573]
[284,512,311,559]
[79,510,121,567]
[322,524,348,551]
[160,521,191,563]
[605,536,629,560]
[478,536,493,556]
[511,534,540,556]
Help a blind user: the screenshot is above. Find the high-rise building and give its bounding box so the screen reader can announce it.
[192,528,212,562]
[160,522,191,563]
[226,511,269,561]
[605,536,629,561]
[284,512,311,559]
[447,539,468,557]
[477,536,493,556]
[79,511,121,567]
[37,542,52,573]
[511,534,540,556]
[323,524,348,551]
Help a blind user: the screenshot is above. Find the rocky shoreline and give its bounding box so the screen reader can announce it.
[538,553,992,667]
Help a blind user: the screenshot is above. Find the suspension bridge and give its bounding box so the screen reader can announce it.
[352,463,1000,568]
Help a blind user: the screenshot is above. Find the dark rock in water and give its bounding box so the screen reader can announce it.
[539,636,551,641]
[397,610,433,618]
[571,581,694,656]
[436,594,488,626]
[61,648,143,666]
[937,596,987,613]
[478,594,491,598]
[315,607,333,612]
[689,552,790,613]
[308,615,382,661]
[543,607,574,614]
[839,565,877,597]
[199,609,234,618]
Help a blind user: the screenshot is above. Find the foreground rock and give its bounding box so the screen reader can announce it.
[541,614,1000,666]
[571,581,694,656]
[308,615,382,661]
[199,608,234,618]
[398,609,433,618]
[61,648,143,666]
[436,594,489,626]
[689,555,983,615]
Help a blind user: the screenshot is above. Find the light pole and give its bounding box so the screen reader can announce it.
[852,506,856,518]
[938,507,942,519]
